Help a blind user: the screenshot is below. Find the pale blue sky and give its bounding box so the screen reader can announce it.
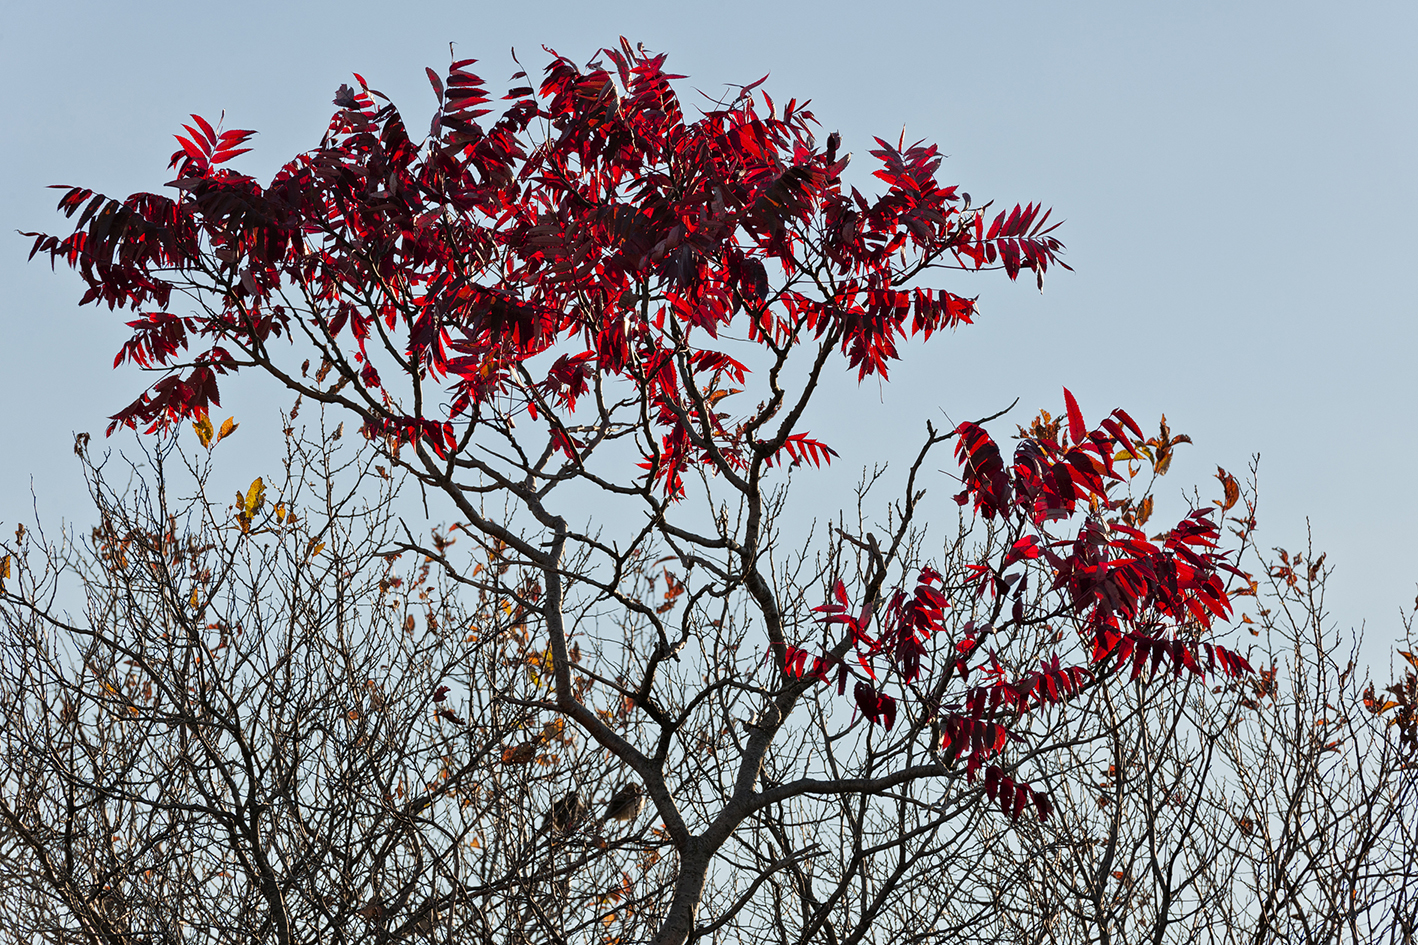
[3,1,1415,654]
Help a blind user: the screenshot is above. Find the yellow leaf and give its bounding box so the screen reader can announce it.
[243,478,265,518]
[275,502,286,522]
[193,416,214,448]
[310,542,326,558]
[189,589,201,610]
[217,417,238,443]
[0,554,10,581]
[526,647,554,686]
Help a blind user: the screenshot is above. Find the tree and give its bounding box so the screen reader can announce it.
[11,38,1414,944]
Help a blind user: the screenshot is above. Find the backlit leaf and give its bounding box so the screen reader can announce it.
[1062,387,1085,445]
[1217,466,1240,511]
[243,478,265,518]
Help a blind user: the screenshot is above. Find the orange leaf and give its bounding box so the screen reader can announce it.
[1216,466,1240,511]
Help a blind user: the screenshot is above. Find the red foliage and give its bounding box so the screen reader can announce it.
[25,40,1064,459]
[28,39,1248,827]
[798,389,1255,821]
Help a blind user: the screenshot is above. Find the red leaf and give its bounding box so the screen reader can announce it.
[998,776,1015,816]
[985,765,1001,801]
[1113,408,1145,440]
[1004,535,1041,566]
[1063,387,1085,445]
[190,114,217,148]
[1033,789,1054,822]
[174,135,207,164]
[208,148,253,165]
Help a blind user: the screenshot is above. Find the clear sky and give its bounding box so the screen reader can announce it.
[3,1,1415,657]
